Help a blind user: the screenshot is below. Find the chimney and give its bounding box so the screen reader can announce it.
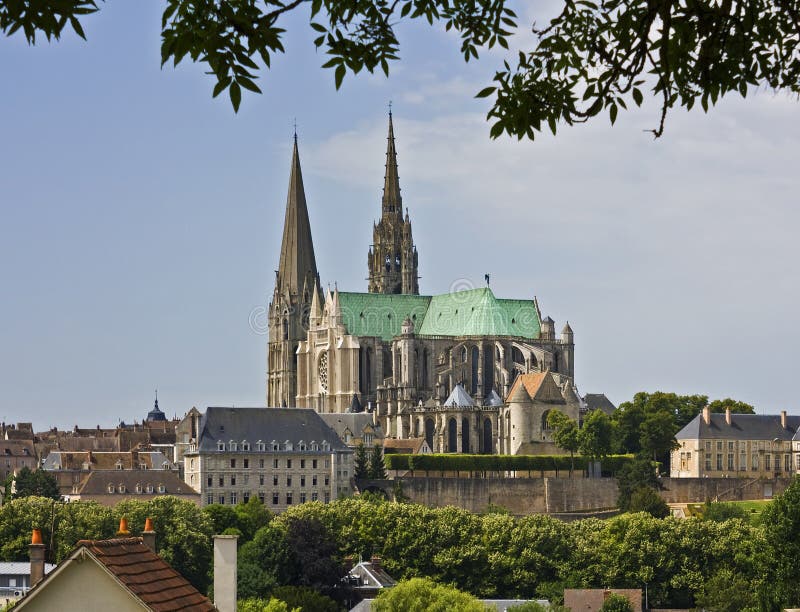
[30,529,46,586]
[781,410,787,429]
[344,555,354,572]
[213,535,238,612]
[117,517,130,537]
[370,555,382,570]
[142,517,156,552]
[725,408,732,426]
[702,406,711,425]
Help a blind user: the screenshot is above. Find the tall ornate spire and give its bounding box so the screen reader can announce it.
[277,136,319,298]
[368,111,419,295]
[382,111,402,217]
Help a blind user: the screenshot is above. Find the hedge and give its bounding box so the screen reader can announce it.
[383,453,633,475]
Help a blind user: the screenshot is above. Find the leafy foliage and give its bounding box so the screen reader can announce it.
[578,409,614,460]
[7,0,799,136]
[11,467,60,501]
[384,452,633,474]
[627,487,670,518]
[237,598,297,612]
[599,593,634,612]
[270,586,339,612]
[373,577,490,612]
[354,443,369,479]
[616,457,661,512]
[368,444,387,479]
[701,501,751,523]
[547,410,580,473]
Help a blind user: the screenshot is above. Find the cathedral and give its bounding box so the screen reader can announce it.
[267,114,581,455]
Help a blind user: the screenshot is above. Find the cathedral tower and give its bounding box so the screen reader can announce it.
[267,136,321,407]
[368,113,419,294]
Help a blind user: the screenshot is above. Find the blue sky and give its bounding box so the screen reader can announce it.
[2,2,799,428]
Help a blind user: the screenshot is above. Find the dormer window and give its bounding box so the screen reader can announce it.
[118,484,126,493]
[229,441,237,452]
[271,440,279,451]
[217,441,225,451]
[135,483,143,494]
[242,441,250,451]
[157,484,165,494]
[256,440,265,451]
[298,441,306,451]
[162,462,170,470]
[107,484,115,494]
[310,441,319,451]
[115,461,124,470]
[146,484,154,494]
[284,440,293,451]
[321,441,330,451]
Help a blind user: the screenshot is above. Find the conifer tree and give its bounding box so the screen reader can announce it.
[368,445,387,480]
[354,443,369,480]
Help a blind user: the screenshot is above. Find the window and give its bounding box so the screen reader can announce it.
[312,459,318,469]
[300,492,306,503]
[259,492,265,503]
[207,494,214,505]
[311,492,318,501]
[727,454,734,470]
[219,477,224,487]
[775,455,782,472]
[728,441,734,451]
[705,441,711,451]
[324,476,330,486]
[257,440,265,451]
[740,451,747,470]
[230,441,237,452]
[259,475,265,485]
[273,475,278,486]
[218,441,225,451]
[716,454,723,470]
[300,459,305,469]
[300,476,305,487]
[231,476,236,486]
[796,455,800,470]
[287,459,292,469]
[287,476,292,487]
[312,475,318,486]
[259,459,264,469]
[752,454,759,471]
[704,457,712,471]
[135,483,143,493]
[230,459,236,468]
[298,441,306,451]
[717,441,723,451]
[119,484,126,493]
[324,492,330,503]
[207,476,213,487]
[242,441,250,451]
[243,492,250,503]
[244,459,249,469]
[272,441,279,451]
[108,484,115,493]
[272,492,279,505]
[230,492,238,504]
[322,441,330,451]
[285,440,293,451]
[766,454,772,470]
[158,484,165,493]
[116,461,123,470]
[219,495,225,504]
[311,442,319,451]
[286,492,293,505]
[365,434,373,446]
[273,459,279,469]
[146,484,154,493]
[785,454,791,472]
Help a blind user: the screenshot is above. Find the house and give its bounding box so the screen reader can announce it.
[382,438,431,455]
[346,556,397,599]
[0,440,37,482]
[564,588,642,611]
[182,407,354,509]
[0,562,55,605]
[64,470,200,506]
[320,412,384,449]
[671,407,800,478]
[15,523,215,611]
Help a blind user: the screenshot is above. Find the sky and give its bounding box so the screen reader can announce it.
[2,2,799,429]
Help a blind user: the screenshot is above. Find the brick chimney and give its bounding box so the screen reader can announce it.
[702,406,711,425]
[30,529,46,586]
[214,535,238,612]
[142,518,156,552]
[781,410,787,429]
[370,555,382,570]
[725,408,732,426]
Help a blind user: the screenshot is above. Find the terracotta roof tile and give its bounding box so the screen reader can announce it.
[78,537,215,611]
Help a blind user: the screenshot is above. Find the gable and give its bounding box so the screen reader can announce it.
[17,554,147,612]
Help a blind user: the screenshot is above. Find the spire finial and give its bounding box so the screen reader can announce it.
[293,118,297,141]
[154,388,158,409]
[388,100,392,116]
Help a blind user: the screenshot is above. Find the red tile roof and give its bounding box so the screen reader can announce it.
[78,537,214,611]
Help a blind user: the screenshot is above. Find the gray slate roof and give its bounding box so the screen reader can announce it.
[443,384,476,407]
[198,408,349,453]
[319,414,382,440]
[484,389,503,407]
[583,393,616,415]
[676,413,800,441]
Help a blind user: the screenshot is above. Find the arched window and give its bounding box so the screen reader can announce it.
[422,349,429,388]
[282,318,289,340]
[135,483,143,494]
[470,346,479,395]
[425,418,435,451]
[542,410,554,433]
[461,347,468,363]
[448,418,458,453]
[461,418,470,454]
[512,347,525,364]
[483,419,493,454]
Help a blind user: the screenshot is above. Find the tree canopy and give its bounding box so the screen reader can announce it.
[3,0,798,138]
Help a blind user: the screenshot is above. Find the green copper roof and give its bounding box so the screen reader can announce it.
[338,293,431,341]
[337,288,540,340]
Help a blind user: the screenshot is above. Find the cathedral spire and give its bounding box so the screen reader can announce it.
[381,111,402,217]
[277,136,319,298]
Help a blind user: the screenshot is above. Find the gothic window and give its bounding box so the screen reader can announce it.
[470,346,479,395]
[461,418,470,453]
[425,418,435,451]
[282,318,289,340]
[318,351,329,392]
[448,419,458,453]
[461,347,468,363]
[512,347,525,364]
[383,349,393,378]
[422,349,429,388]
[482,419,493,454]
[542,410,554,433]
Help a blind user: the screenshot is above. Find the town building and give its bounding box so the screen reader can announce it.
[266,115,588,454]
[63,470,199,506]
[320,411,384,448]
[0,440,37,482]
[15,524,214,612]
[182,407,354,508]
[671,407,800,478]
[0,562,55,605]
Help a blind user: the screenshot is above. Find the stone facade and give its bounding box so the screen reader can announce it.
[265,115,581,454]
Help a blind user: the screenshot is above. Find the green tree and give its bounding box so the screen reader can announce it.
[284,516,346,601]
[616,458,661,512]
[694,569,757,612]
[11,467,60,501]
[599,593,634,612]
[239,522,293,587]
[547,411,580,475]
[5,0,799,138]
[579,410,614,463]
[203,503,240,535]
[627,487,670,519]
[271,586,339,612]
[759,477,800,607]
[368,445,387,480]
[373,577,490,612]
[354,443,370,480]
[235,497,273,541]
[237,598,297,612]
[707,399,755,415]
[639,410,679,463]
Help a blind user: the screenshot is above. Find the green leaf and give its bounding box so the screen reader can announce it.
[69,16,85,40]
[334,64,346,89]
[632,87,643,106]
[229,81,242,112]
[609,103,618,125]
[475,86,496,98]
[237,76,262,94]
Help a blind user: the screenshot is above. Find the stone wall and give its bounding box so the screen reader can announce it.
[658,476,793,503]
[396,476,619,515]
